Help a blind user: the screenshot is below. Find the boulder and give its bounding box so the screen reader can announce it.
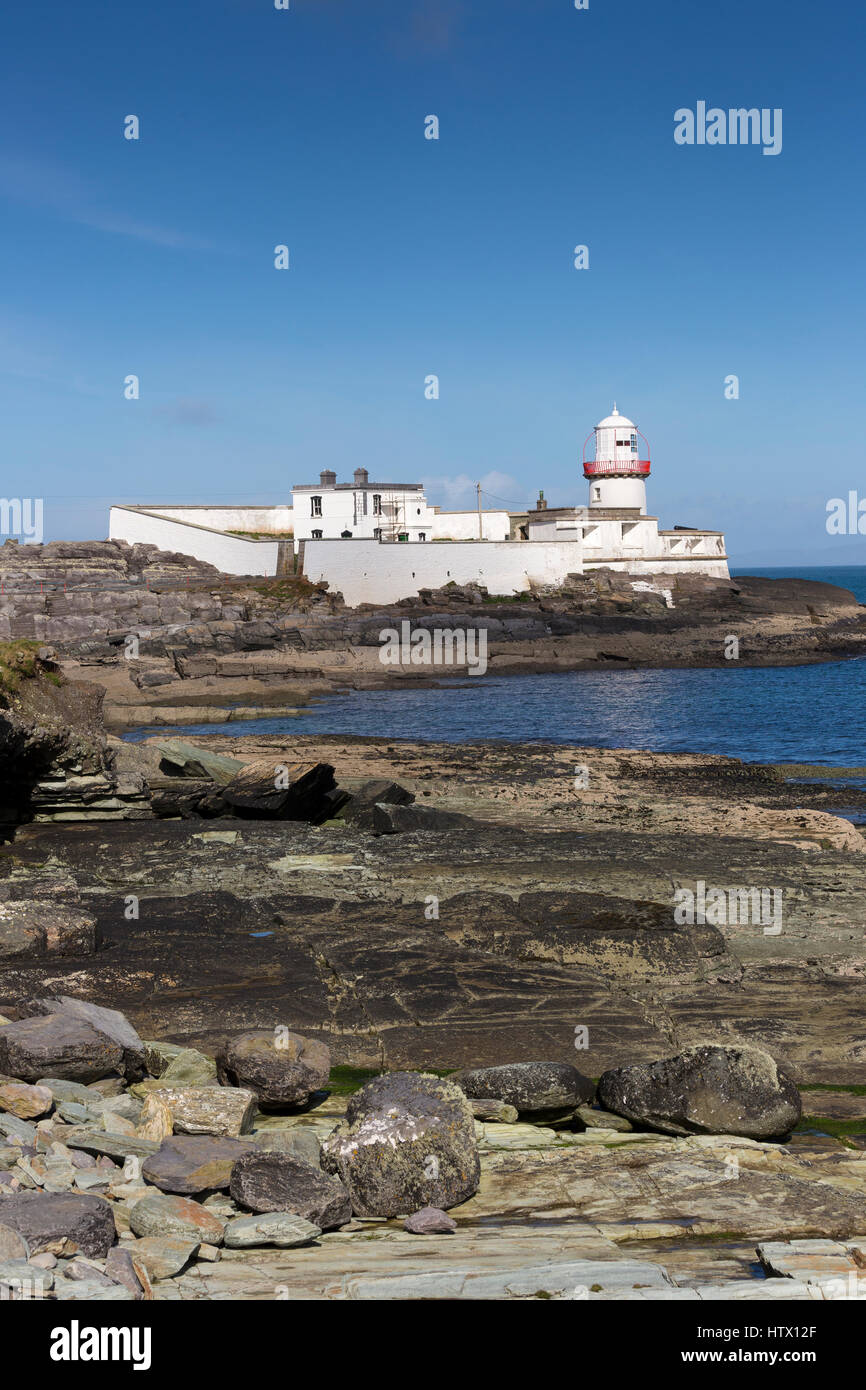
[223,1212,321,1249]
[0,1014,123,1083]
[341,779,415,831]
[229,1150,351,1230]
[596,1044,802,1138]
[452,1061,595,1116]
[19,997,147,1080]
[221,758,338,821]
[128,1193,225,1246]
[370,803,475,835]
[321,1072,480,1219]
[149,1085,257,1137]
[0,1082,53,1119]
[217,1030,330,1108]
[0,1192,115,1257]
[141,1135,252,1194]
[403,1206,457,1234]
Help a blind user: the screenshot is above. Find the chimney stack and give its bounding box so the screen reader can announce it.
[320,470,337,487]
[536,490,548,511]
[353,467,369,486]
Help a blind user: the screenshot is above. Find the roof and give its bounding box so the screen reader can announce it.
[596,403,636,430]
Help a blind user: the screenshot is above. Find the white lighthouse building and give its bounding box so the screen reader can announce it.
[109,399,729,602]
[525,402,729,580]
[583,404,651,513]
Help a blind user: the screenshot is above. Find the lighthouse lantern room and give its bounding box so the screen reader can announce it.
[582,404,651,513]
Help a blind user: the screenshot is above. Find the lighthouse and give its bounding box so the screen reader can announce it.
[583,404,651,513]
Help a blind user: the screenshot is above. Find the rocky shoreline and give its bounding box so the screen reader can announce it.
[1,541,863,731]
[2,541,866,1301]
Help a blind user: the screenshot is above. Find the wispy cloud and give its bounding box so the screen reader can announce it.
[0,155,215,250]
[152,397,221,428]
[422,470,528,509]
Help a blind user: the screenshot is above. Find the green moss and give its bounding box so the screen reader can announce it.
[325,1065,458,1095]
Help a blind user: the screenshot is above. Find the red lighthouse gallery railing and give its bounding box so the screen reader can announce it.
[582,428,651,478]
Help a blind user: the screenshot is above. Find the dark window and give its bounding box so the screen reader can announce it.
[340,530,352,539]
[373,494,382,515]
[311,496,322,517]
[418,532,426,541]
[311,529,323,540]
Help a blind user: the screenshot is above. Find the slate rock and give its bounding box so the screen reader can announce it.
[0,1014,123,1083]
[20,997,147,1080]
[0,1082,53,1119]
[230,1150,351,1230]
[129,1193,225,1246]
[321,1072,480,1219]
[150,1085,257,1137]
[103,1246,148,1299]
[341,779,415,831]
[370,803,476,835]
[0,1192,115,1257]
[0,1222,29,1261]
[596,1043,802,1139]
[223,1212,321,1249]
[452,1061,595,1116]
[217,1029,330,1108]
[125,1236,198,1281]
[141,1135,252,1194]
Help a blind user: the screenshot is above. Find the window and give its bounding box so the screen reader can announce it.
[593,486,601,501]
[373,528,382,540]
[372,494,382,515]
[340,529,352,539]
[630,433,638,453]
[416,508,421,515]
[311,496,322,517]
[311,529,323,540]
[418,532,427,541]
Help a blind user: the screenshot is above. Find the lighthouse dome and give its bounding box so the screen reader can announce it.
[595,404,635,430]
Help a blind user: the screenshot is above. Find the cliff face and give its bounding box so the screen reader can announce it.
[0,646,148,836]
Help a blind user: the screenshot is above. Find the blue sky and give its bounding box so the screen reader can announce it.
[1,0,864,563]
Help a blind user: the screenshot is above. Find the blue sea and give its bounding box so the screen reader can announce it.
[135,566,866,770]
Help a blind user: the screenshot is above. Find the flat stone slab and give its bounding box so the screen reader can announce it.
[223,1213,321,1249]
[329,1257,674,1301]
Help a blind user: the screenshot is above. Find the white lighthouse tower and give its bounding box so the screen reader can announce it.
[582,404,651,513]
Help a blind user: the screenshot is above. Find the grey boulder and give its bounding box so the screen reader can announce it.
[596,1043,802,1138]
[217,1029,330,1108]
[0,1192,115,1258]
[452,1061,595,1116]
[321,1072,480,1219]
[229,1150,351,1230]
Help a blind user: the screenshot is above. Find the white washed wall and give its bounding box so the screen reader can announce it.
[430,510,511,541]
[146,505,294,534]
[109,507,280,576]
[302,539,583,605]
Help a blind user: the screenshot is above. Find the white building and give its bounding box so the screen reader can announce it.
[108,402,728,603]
[525,405,728,576]
[290,468,511,543]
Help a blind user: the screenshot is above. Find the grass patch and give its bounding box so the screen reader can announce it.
[0,639,43,695]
